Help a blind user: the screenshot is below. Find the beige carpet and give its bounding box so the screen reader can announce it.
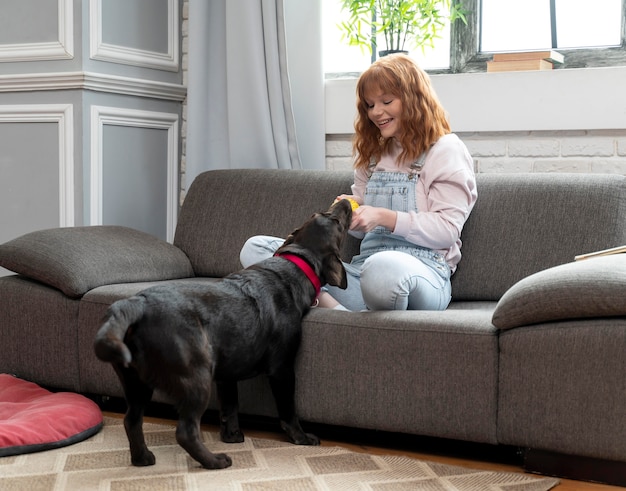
[0,416,559,490]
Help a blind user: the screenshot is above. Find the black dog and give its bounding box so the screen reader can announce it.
[93,199,352,469]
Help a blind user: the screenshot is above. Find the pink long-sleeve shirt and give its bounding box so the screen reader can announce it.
[351,133,477,274]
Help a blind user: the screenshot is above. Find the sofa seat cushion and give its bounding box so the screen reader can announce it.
[296,309,500,444]
[0,374,103,457]
[492,254,626,329]
[0,226,194,298]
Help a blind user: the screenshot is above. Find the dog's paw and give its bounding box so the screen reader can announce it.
[220,427,245,443]
[202,452,232,470]
[131,449,156,466]
[304,433,320,446]
[292,432,320,446]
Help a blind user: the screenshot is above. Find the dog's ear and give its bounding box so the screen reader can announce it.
[323,253,347,289]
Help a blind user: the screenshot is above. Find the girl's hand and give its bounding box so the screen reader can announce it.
[334,194,357,203]
[350,206,398,233]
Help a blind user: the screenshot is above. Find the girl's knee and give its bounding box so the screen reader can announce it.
[361,251,412,280]
[360,251,449,311]
[360,252,412,310]
[239,235,282,268]
[239,237,259,267]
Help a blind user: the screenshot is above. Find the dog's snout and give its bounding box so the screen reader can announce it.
[335,199,353,226]
[331,198,353,218]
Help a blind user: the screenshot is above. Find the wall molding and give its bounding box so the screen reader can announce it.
[0,71,187,101]
[90,106,179,242]
[89,0,179,72]
[0,0,73,62]
[0,104,74,226]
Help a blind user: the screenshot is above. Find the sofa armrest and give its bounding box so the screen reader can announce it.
[0,226,194,298]
[492,254,626,330]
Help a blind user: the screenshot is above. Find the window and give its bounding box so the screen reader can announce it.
[323,0,455,76]
[481,0,621,52]
[323,0,626,75]
[452,0,626,72]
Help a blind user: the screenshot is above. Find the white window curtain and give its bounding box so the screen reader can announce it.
[186,0,303,187]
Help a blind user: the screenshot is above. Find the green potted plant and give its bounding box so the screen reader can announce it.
[338,0,467,58]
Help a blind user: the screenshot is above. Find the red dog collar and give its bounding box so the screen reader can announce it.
[275,253,321,302]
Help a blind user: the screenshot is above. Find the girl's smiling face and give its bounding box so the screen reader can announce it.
[364,89,403,140]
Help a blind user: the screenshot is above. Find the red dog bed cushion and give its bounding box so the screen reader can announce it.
[0,374,103,457]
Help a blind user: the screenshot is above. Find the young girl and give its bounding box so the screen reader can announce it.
[240,54,477,311]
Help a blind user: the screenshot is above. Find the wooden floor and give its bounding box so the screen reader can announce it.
[104,411,622,490]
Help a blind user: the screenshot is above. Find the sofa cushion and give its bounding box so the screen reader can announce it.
[174,169,360,277]
[0,226,194,298]
[452,173,626,301]
[492,254,626,329]
[297,309,500,443]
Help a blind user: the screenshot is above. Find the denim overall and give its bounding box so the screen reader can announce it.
[329,156,452,311]
[348,170,450,281]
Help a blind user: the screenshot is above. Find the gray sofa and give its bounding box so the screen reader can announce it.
[1,169,625,483]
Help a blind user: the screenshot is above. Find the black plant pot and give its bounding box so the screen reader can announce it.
[378,49,409,57]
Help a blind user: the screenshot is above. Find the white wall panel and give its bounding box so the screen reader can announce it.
[0,104,74,230]
[90,106,179,241]
[0,0,73,62]
[89,0,179,71]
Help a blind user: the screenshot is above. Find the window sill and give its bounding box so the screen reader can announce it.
[325,66,626,134]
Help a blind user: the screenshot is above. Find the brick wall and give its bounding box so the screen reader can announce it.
[327,130,626,174]
[180,0,189,201]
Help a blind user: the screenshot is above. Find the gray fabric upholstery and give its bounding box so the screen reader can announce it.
[1,169,626,468]
[0,226,194,298]
[297,309,500,444]
[492,255,626,329]
[0,276,82,391]
[175,171,626,301]
[174,169,361,277]
[498,318,626,461]
[452,173,626,301]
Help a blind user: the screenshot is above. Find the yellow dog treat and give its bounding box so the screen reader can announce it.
[333,197,360,210]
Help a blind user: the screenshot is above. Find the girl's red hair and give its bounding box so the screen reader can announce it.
[353,54,451,170]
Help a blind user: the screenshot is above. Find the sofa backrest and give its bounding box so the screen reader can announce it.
[174,169,360,277]
[175,170,626,301]
[451,173,626,300]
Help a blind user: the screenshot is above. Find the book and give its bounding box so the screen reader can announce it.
[492,50,564,64]
[486,59,554,73]
[575,245,626,261]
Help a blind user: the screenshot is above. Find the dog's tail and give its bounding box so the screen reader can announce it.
[93,296,145,367]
